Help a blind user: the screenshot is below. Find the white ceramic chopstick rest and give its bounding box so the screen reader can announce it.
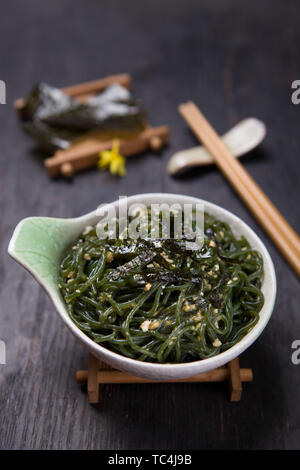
[167,118,266,175]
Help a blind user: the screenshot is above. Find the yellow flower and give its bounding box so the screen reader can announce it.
[98,139,126,176]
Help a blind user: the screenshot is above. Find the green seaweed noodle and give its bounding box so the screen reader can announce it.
[59,210,264,363]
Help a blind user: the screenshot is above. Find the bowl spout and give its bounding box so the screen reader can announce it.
[8,216,73,290]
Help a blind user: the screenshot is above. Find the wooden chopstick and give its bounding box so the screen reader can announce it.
[179,101,300,277]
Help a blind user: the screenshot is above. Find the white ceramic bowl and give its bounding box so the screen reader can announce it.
[8,193,276,379]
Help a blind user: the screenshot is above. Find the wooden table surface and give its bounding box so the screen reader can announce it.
[1,0,299,450]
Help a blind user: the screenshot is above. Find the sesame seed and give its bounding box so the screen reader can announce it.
[83,225,93,235]
[149,320,161,330]
[140,320,151,332]
[106,252,114,263]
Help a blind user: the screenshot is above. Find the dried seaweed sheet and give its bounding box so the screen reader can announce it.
[19,83,146,152]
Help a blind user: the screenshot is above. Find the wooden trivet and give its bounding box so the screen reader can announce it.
[14,73,170,179]
[76,354,253,404]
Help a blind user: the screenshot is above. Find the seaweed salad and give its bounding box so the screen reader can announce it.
[19,83,146,152]
[59,209,264,363]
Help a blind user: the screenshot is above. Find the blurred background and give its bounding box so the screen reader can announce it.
[0,0,300,450]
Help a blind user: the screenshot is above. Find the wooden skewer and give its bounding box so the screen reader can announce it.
[179,101,300,277]
[13,73,131,111]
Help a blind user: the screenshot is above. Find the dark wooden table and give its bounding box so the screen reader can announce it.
[1,0,299,450]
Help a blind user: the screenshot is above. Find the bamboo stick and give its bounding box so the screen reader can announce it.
[87,354,100,403]
[14,73,131,110]
[228,357,242,401]
[179,101,300,277]
[61,73,131,97]
[76,366,253,384]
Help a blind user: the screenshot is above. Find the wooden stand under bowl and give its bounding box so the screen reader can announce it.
[76,354,253,404]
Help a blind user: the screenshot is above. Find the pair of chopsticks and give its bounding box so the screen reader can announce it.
[179,102,300,278]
